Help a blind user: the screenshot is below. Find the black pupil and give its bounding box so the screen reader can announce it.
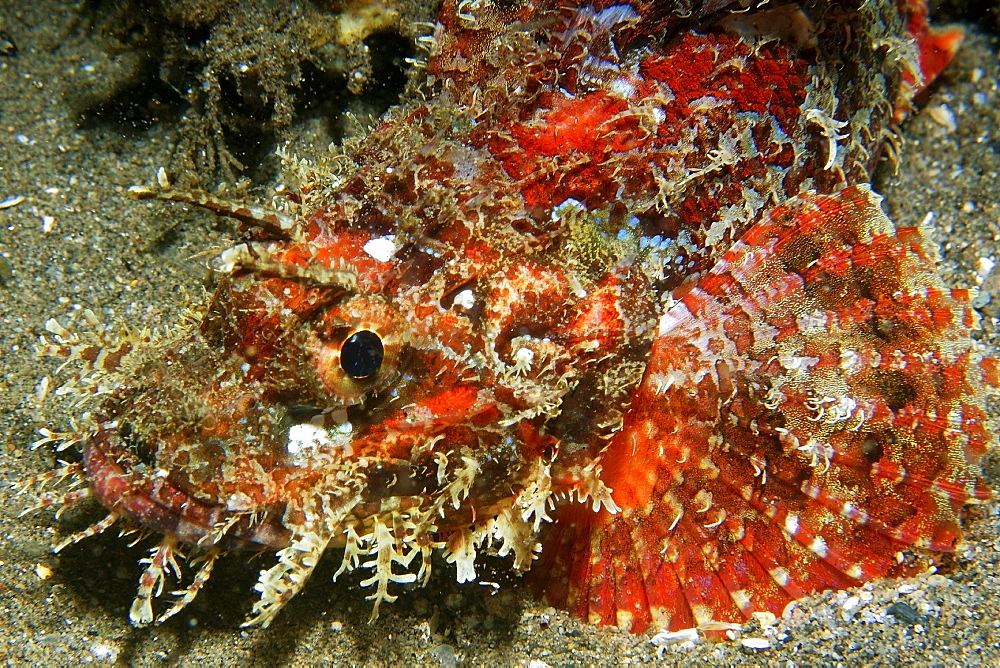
[340,330,384,379]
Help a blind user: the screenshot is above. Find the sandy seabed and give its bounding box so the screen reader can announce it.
[1,2,999,665]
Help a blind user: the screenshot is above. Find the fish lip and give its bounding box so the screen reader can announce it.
[82,427,290,551]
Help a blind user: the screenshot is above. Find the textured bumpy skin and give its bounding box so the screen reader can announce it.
[28,0,995,636]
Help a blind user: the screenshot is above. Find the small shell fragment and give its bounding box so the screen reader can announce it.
[740,638,772,650]
[927,104,957,133]
[842,595,861,611]
[650,628,701,647]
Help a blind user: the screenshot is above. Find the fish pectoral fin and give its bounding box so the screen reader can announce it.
[532,185,995,635]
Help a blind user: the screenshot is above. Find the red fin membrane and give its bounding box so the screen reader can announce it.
[897,0,964,120]
[537,185,995,634]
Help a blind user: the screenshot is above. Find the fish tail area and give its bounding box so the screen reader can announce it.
[535,185,996,635]
[896,0,964,119]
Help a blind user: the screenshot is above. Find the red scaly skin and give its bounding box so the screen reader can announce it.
[34,0,995,634]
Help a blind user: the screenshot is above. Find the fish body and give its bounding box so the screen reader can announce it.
[33,0,994,635]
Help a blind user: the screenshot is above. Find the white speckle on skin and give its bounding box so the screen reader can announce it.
[287,423,353,464]
[453,288,475,309]
[226,491,255,511]
[810,535,829,558]
[512,347,534,374]
[609,77,636,99]
[658,300,692,335]
[213,246,244,273]
[363,236,397,262]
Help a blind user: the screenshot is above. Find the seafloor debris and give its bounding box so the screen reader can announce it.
[68,0,432,182]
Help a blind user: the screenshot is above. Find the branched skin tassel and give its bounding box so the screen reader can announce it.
[26,0,995,635]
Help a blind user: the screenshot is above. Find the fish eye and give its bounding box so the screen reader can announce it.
[306,294,406,403]
[340,330,384,379]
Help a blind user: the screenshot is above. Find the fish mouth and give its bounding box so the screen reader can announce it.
[83,427,290,552]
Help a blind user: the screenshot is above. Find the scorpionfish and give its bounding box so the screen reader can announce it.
[30,0,997,636]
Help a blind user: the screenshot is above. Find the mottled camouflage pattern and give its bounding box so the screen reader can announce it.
[27,0,993,636]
